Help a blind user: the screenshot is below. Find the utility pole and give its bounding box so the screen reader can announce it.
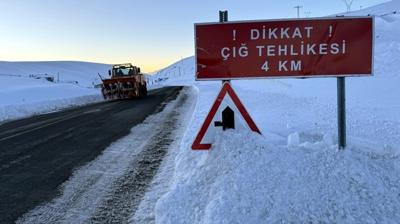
[304,11,311,18]
[294,5,303,18]
[342,0,354,12]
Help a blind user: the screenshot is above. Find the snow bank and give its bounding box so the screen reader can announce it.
[157,131,399,223]
[154,75,400,223]
[152,3,400,223]
[0,61,109,122]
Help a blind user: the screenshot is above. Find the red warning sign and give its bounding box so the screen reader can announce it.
[195,16,374,80]
[192,82,261,150]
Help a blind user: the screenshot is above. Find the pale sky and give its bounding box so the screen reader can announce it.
[0,0,387,72]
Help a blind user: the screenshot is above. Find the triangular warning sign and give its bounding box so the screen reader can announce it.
[192,82,261,150]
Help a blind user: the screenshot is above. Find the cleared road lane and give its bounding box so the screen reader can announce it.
[0,86,183,224]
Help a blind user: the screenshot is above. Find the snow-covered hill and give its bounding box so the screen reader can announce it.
[338,0,399,17]
[135,2,400,223]
[0,61,110,122]
[0,61,110,87]
[147,56,195,88]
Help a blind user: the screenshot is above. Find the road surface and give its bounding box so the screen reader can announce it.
[0,86,183,223]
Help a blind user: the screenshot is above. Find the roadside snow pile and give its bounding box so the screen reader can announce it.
[151,2,400,223]
[157,131,399,223]
[155,76,400,223]
[0,76,102,122]
[0,61,109,122]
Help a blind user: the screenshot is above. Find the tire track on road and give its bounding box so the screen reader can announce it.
[90,91,187,224]
[16,87,192,224]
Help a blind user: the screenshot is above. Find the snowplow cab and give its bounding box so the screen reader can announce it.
[101,63,147,100]
[110,64,141,77]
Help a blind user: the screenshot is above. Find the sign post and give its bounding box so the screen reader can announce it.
[219,10,230,85]
[337,77,346,149]
[194,16,373,149]
[219,10,228,23]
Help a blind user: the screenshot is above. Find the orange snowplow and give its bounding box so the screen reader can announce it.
[100,63,147,100]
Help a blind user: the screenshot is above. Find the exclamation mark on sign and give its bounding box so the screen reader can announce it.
[329,25,333,37]
[233,30,236,41]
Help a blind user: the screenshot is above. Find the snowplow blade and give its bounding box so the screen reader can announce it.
[101,77,147,100]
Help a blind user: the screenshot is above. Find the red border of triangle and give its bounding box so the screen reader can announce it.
[192,82,261,150]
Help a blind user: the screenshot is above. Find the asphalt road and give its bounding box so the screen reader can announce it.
[0,86,182,224]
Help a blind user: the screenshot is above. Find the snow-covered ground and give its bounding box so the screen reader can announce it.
[3,1,400,223]
[135,2,400,223]
[0,61,109,122]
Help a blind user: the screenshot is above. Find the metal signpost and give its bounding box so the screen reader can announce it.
[219,10,228,23]
[219,11,230,85]
[194,13,373,149]
[337,77,346,148]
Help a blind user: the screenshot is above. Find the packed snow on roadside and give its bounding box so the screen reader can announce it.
[137,3,400,223]
[0,61,110,122]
